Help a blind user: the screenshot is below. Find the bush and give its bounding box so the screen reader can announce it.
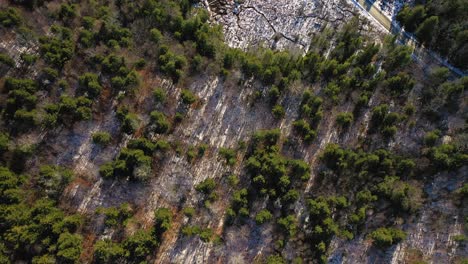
[376,176,422,213]
[117,108,140,134]
[289,159,310,181]
[269,86,280,103]
[37,165,74,199]
[277,215,297,236]
[336,112,353,128]
[255,209,272,225]
[227,174,239,186]
[197,144,208,157]
[382,45,412,72]
[128,138,156,155]
[78,73,102,99]
[180,89,197,105]
[158,49,186,81]
[0,53,14,67]
[272,104,285,119]
[266,255,286,264]
[0,133,9,154]
[21,53,38,65]
[92,132,111,146]
[56,232,82,264]
[369,227,406,248]
[82,16,95,29]
[370,104,402,138]
[182,207,195,217]
[39,29,74,67]
[430,144,468,170]
[149,111,170,134]
[423,130,440,146]
[219,147,236,165]
[181,225,213,242]
[154,208,172,237]
[293,119,317,143]
[123,229,157,262]
[150,28,162,43]
[93,240,125,263]
[153,88,166,104]
[384,72,415,95]
[195,178,216,194]
[0,7,22,27]
[98,22,132,48]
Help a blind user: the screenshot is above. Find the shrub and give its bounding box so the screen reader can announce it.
[150,28,162,43]
[182,207,195,217]
[99,162,115,178]
[117,108,140,134]
[272,104,285,119]
[376,176,422,212]
[423,130,440,146]
[154,208,172,237]
[56,232,82,264]
[382,45,412,72]
[41,67,59,82]
[369,227,406,248]
[181,225,213,242]
[82,16,95,29]
[0,53,14,67]
[255,209,273,225]
[404,104,415,116]
[430,144,468,170]
[289,159,310,181]
[37,165,74,199]
[219,147,236,165]
[149,111,170,134]
[384,72,415,95]
[195,178,216,194]
[0,133,9,154]
[98,22,132,48]
[93,239,125,263]
[277,215,297,236]
[0,7,22,27]
[92,132,111,146]
[155,140,171,152]
[197,144,208,157]
[153,88,166,104]
[128,138,156,155]
[39,30,74,67]
[269,86,280,103]
[20,53,38,65]
[324,82,341,102]
[370,104,402,138]
[292,119,317,143]
[78,73,102,99]
[58,3,77,20]
[180,89,197,105]
[227,174,239,186]
[265,255,286,264]
[123,229,157,262]
[158,49,186,81]
[336,112,353,128]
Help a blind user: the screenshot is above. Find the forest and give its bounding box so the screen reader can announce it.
[0,0,466,263]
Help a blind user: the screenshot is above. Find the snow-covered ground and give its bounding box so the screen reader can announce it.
[373,0,412,19]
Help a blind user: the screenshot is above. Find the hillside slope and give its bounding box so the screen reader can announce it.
[0,0,466,263]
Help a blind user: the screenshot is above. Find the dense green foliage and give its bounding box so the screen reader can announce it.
[92,131,112,146]
[0,0,466,262]
[369,227,406,248]
[396,0,468,69]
